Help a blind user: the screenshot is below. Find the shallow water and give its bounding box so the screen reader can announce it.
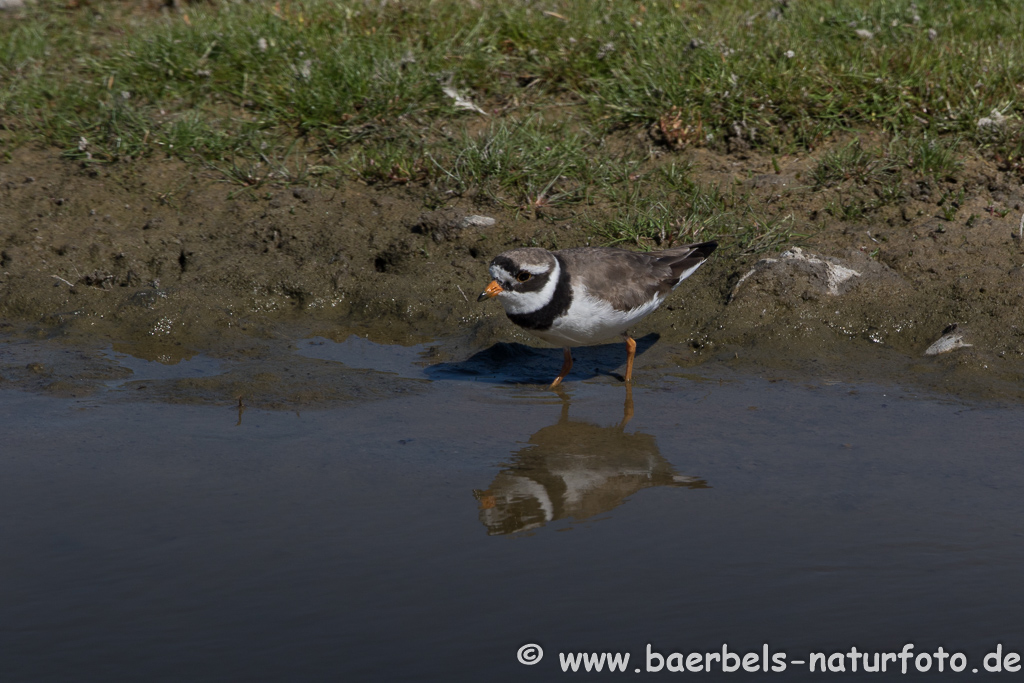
[3,336,1024,681]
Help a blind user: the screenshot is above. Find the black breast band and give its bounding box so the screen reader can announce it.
[507,255,573,331]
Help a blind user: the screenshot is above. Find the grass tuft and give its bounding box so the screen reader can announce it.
[2,0,1023,254]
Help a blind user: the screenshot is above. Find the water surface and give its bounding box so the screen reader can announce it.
[2,337,1023,681]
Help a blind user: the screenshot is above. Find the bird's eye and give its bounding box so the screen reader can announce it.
[516,272,532,283]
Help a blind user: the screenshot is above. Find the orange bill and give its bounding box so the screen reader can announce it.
[477,280,504,301]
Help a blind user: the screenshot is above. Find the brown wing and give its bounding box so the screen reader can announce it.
[651,241,718,287]
[556,241,717,312]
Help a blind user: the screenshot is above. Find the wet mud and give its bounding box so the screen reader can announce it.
[2,143,1024,402]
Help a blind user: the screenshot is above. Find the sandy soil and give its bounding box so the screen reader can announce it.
[2,142,1024,402]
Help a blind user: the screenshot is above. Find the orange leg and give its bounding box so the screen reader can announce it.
[549,347,573,388]
[619,384,634,429]
[623,335,637,382]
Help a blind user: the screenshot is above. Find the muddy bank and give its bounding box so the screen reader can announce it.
[2,144,1024,402]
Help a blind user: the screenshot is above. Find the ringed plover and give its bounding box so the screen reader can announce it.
[478,241,718,387]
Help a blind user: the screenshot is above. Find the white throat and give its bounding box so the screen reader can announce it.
[496,259,560,315]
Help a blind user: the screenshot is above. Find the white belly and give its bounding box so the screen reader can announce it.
[529,286,664,347]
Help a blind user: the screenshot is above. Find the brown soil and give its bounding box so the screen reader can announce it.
[2,141,1024,403]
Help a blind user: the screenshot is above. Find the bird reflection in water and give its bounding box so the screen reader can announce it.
[474,387,708,535]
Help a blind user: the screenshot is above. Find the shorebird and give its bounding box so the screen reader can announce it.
[478,241,718,387]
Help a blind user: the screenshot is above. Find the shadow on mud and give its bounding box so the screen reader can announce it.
[427,333,661,384]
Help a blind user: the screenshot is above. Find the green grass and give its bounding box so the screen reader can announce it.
[899,134,963,178]
[428,117,599,211]
[811,141,895,187]
[4,0,1022,161]
[2,0,1023,251]
[594,180,806,255]
[810,134,964,223]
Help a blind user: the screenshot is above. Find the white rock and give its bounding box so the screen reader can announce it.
[442,85,486,115]
[977,109,1007,129]
[924,324,972,356]
[459,215,496,229]
[730,247,862,301]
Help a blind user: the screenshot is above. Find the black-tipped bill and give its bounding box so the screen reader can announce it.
[478,280,504,301]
